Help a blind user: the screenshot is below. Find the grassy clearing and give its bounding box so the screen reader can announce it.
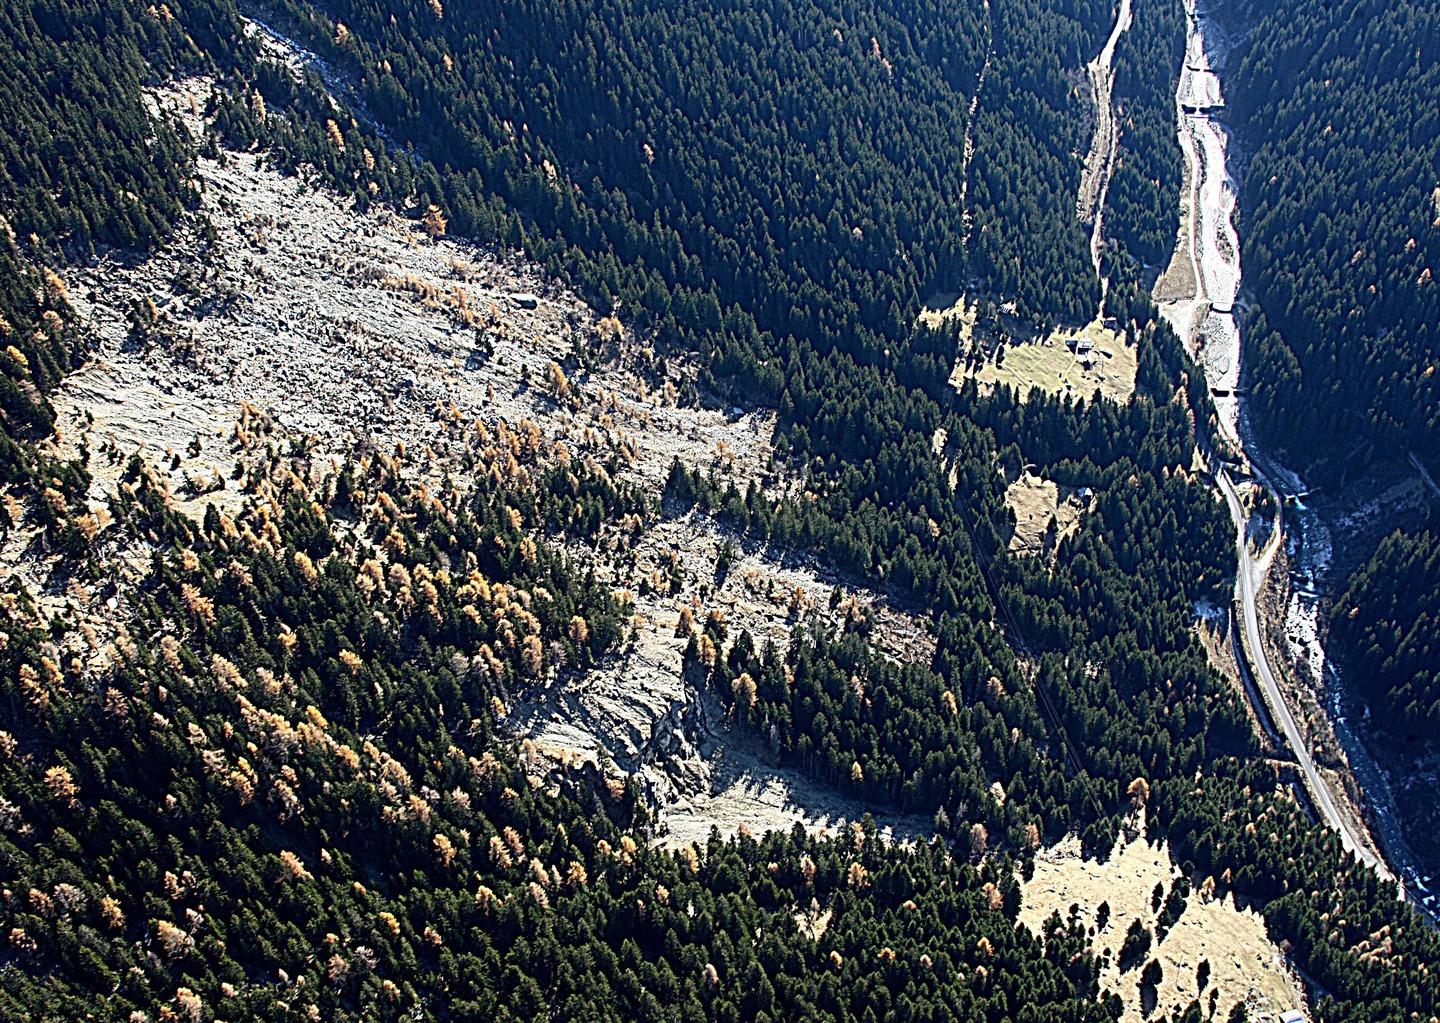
[917,291,977,333]
[1153,154,1199,307]
[930,286,1137,404]
[951,315,1136,403]
[1004,471,1083,556]
[1021,831,1308,1023]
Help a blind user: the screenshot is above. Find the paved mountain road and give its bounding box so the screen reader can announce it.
[1217,468,1392,881]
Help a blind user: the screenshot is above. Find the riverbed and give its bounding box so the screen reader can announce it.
[1160,0,1242,439]
[1159,0,1434,909]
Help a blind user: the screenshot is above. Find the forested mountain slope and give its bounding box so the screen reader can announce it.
[1234,0,1440,475]
[1231,0,1440,879]
[1331,529,1440,745]
[2,0,1440,1020]
[1330,527,1440,869]
[1104,0,1185,274]
[233,0,1252,853]
[0,0,209,251]
[0,3,1117,1017]
[966,0,1106,322]
[260,0,1121,334]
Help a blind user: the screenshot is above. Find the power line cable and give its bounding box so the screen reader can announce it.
[948,465,1111,824]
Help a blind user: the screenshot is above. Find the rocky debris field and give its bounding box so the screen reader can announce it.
[514,513,936,838]
[66,81,778,503]
[46,76,937,846]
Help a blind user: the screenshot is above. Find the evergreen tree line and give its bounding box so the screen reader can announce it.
[1331,527,1440,744]
[1234,0,1440,478]
[0,0,246,253]
[1102,0,1185,274]
[3,0,1439,1019]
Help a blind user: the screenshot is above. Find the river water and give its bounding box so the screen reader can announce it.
[1158,0,1434,905]
[1161,0,1242,438]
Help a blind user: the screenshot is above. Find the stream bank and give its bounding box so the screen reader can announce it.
[1156,0,1434,911]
